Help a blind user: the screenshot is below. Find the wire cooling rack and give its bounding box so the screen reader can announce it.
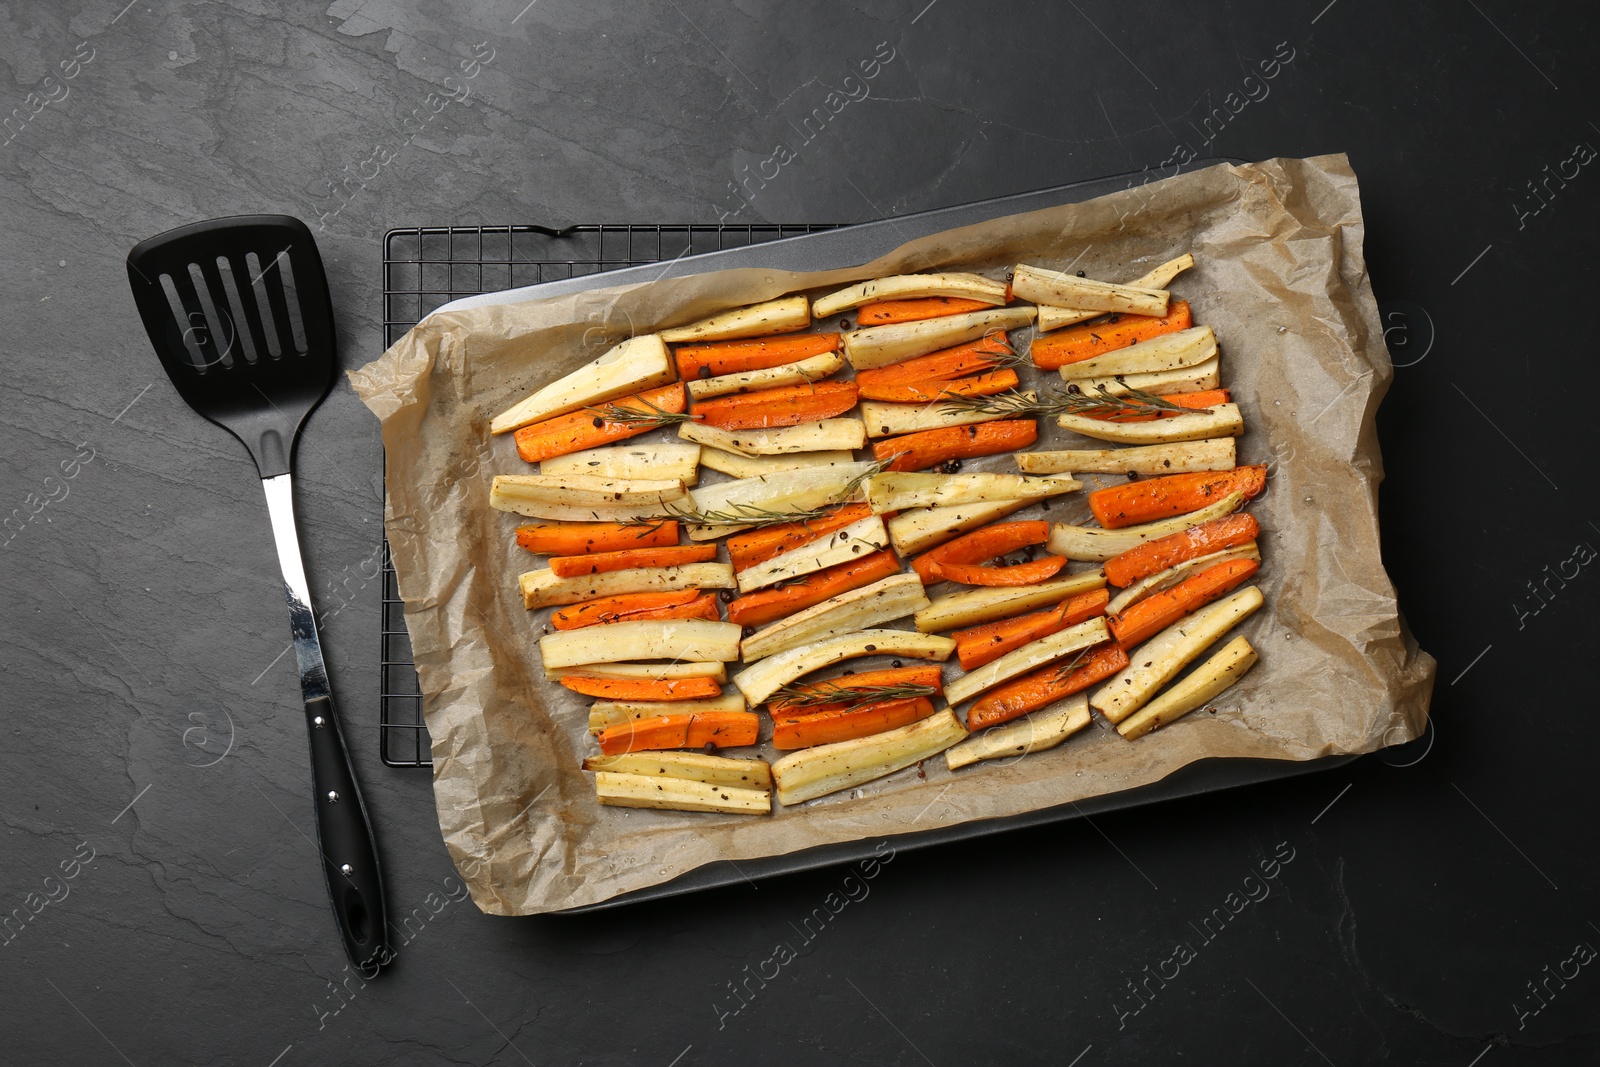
[379,223,841,767]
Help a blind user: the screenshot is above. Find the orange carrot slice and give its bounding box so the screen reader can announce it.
[559,675,722,700]
[852,336,1011,389]
[550,590,718,631]
[911,521,1050,583]
[855,297,996,326]
[725,550,901,628]
[1088,465,1266,529]
[771,696,937,750]
[856,369,1019,403]
[512,383,688,463]
[548,544,717,578]
[596,711,760,755]
[953,589,1111,671]
[873,419,1038,473]
[674,334,841,380]
[1107,559,1259,648]
[965,645,1129,731]
[767,665,944,714]
[726,504,875,572]
[1103,514,1260,588]
[515,520,679,556]
[691,381,858,431]
[1030,300,1193,370]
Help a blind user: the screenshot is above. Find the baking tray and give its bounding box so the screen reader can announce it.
[379,162,1359,910]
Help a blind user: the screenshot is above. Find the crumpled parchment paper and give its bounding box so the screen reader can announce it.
[350,154,1436,915]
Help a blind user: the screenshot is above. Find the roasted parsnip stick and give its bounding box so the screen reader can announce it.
[1116,635,1259,740]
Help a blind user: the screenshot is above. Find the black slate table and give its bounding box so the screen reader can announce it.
[3,3,1594,1064]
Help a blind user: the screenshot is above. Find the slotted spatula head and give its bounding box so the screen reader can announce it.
[127,215,336,477]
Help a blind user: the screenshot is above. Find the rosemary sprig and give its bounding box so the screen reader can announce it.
[582,394,699,428]
[771,681,937,712]
[1050,645,1097,683]
[624,456,894,531]
[938,384,1208,421]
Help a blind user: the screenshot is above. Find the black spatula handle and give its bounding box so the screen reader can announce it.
[305,694,389,973]
[262,472,389,973]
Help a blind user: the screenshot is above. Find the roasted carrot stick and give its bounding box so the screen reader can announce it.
[1089,465,1267,529]
[852,335,1011,389]
[725,504,876,572]
[912,521,1051,583]
[772,696,938,750]
[874,419,1038,472]
[1083,388,1230,423]
[856,368,1020,403]
[692,381,858,431]
[674,333,842,380]
[1108,558,1259,648]
[855,297,996,326]
[550,590,719,631]
[513,383,688,463]
[516,520,680,555]
[548,543,717,577]
[725,550,901,628]
[1103,513,1260,588]
[768,665,944,714]
[559,674,722,700]
[965,645,1129,731]
[1030,300,1193,370]
[953,589,1111,670]
[596,711,760,755]
[933,556,1066,586]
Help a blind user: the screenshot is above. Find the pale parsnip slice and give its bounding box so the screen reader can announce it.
[1035,306,1100,332]
[944,618,1110,707]
[771,709,968,805]
[698,448,858,479]
[1070,356,1221,396]
[519,562,735,609]
[683,461,876,540]
[582,750,773,790]
[914,570,1107,632]
[1011,264,1168,316]
[865,472,1079,513]
[945,693,1090,769]
[1033,255,1194,331]
[1056,326,1215,380]
[545,660,727,683]
[490,474,689,522]
[539,619,744,668]
[1016,439,1237,476]
[541,442,701,485]
[1046,491,1244,561]
[1090,586,1263,724]
[659,295,809,343]
[740,574,931,662]
[1057,404,1244,445]
[587,691,748,734]
[733,629,956,706]
[736,516,890,593]
[490,334,674,435]
[1107,543,1261,614]
[593,771,771,815]
[861,393,1036,437]
[678,418,867,457]
[886,499,1033,556]
[1117,635,1259,740]
[843,307,1036,370]
[686,351,845,400]
[812,273,1008,318]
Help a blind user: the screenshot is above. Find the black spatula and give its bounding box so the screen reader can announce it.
[127,215,389,973]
